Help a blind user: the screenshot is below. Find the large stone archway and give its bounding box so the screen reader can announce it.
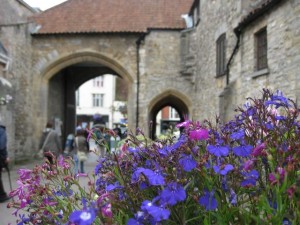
[32,50,135,145]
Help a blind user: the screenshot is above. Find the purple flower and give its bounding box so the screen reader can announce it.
[69,209,96,225]
[18,169,32,181]
[141,200,170,222]
[252,143,266,156]
[199,190,218,211]
[241,170,259,187]
[189,128,209,140]
[243,159,255,171]
[207,145,230,157]
[160,182,186,206]
[233,145,253,157]
[179,154,197,172]
[213,164,234,175]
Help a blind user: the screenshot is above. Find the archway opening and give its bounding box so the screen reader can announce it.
[46,60,130,145]
[149,95,189,140]
[75,74,128,139]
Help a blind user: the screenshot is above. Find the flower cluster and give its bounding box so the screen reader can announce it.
[8,89,300,224]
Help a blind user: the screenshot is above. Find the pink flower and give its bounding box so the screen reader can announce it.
[189,129,209,140]
[287,185,296,198]
[268,173,277,185]
[176,120,191,129]
[101,203,112,218]
[252,143,266,156]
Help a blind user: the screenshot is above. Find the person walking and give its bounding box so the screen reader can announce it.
[75,129,89,173]
[0,124,10,202]
[39,121,62,165]
[89,114,107,157]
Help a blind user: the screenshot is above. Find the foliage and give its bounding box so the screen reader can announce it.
[8,89,300,224]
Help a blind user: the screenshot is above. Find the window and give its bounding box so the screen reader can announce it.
[169,107,179,120]
[93,76,104,87]
[255,28,268,70]
[216,33,226,76]
[92,94,104,107]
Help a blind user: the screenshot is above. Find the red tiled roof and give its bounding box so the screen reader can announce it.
[32,0,194,34]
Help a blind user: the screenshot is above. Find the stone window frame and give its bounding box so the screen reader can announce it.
[255,27,268,71]
[92,93,104,107]
[216,33,226,77]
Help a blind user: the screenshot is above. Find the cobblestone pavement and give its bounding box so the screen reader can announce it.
[0,153,99,225]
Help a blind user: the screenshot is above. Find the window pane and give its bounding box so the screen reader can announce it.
[256,28,267,70]
[216,33,226,76]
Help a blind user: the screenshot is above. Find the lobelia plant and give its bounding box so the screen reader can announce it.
[7,89,300,224]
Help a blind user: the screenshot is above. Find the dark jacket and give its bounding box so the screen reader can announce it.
[0,125,7,161]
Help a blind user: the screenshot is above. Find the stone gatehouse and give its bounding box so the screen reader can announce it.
[0,0,299,162]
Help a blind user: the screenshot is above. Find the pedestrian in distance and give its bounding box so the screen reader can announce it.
[39,121,62,165]
[75,129,89,173]
[0,123,10,203]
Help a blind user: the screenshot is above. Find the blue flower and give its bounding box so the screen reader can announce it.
[160,182,186,206]
[265,90,290,108]
[127,218,143,225]
[132,168,165,186]
[241,170,259,187]
[69,209,96,225]
[179,154,197,172]
[233,145,253,157]
[207,145,230,157]
[230,129,245,141]
[230,189,237,205]
[141,200,170,222]
[128,147,138,154]
[106,181,123,192]
[158,146,172,157]
[170,135,187,151]
[199,190,218,211]
[213,164,234,175]
[17,214,30,225]
[127,211,145,225]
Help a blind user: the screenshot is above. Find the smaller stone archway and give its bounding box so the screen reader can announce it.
[148,90,191,139]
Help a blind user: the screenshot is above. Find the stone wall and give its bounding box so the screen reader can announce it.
[189,0,300,123]
[0,0,36,161]
[237,0,300,103]
[138,30,193,134]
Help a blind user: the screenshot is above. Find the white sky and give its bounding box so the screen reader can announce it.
[23,0,67,10]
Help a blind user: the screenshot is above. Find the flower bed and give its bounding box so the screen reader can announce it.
[8,89,300,224]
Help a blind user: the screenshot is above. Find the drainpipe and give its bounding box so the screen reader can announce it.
[226,27,241,86]
[135,32,147,129]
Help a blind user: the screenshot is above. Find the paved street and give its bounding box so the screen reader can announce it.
[0,153,99,225]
